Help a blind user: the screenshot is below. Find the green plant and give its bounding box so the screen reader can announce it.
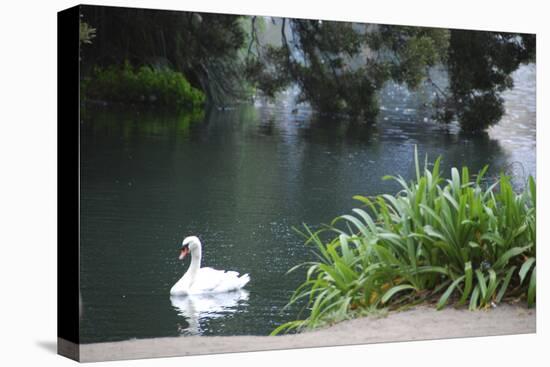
[272,148,536,335]
[82,61,205,108]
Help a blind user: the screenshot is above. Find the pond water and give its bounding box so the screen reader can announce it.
[79,64,535,343]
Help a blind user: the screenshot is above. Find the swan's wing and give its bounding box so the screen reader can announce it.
[191,268,230,292]
[192,267,250,293]
[172,290,250,315]
[210,270,250,293]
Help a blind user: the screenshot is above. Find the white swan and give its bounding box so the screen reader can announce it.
[170,236,250,296]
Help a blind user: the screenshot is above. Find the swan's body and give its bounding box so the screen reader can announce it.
[170,236,250,296]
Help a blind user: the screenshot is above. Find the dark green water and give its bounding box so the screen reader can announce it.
[79,65,535,343]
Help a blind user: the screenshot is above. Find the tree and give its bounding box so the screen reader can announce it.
[436,30,535,131]
[80,6,248,105]
[246,20,449,120]
[246,18,535,132]
[80,6,536,132]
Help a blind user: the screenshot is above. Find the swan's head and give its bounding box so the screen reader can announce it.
[179,236,201,260]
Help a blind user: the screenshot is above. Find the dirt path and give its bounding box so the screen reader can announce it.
[75,304,535,362]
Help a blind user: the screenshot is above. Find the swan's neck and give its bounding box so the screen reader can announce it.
[187,246,202,285]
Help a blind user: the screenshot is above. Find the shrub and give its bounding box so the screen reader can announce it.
[82,61,205,108]
[273,148,536,335]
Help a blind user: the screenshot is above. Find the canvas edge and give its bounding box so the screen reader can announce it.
[58,337,80,361]
[57,4,82,362]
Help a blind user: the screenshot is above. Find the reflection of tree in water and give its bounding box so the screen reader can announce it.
[502,161,528,191]
[81,106,204,140]
[81,81,526,193]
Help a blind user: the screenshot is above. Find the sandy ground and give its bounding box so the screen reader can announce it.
[73,304,535,362]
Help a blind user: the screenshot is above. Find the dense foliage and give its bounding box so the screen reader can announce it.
[80,6,248,105]
[437,31,536,131]
[247,22,534,131]
[246,22,449,119]
[82,62,205,108]
[79,6,535,131]
[273,149,535,334]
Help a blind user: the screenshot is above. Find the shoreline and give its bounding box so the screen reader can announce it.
[71,304,535,362]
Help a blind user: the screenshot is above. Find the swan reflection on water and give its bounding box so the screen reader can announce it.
[170,289,250,335]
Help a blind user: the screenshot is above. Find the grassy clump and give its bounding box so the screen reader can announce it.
[273,148,536,335]
[82,61,205,108]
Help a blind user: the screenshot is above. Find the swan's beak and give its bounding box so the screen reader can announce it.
[179,246,190,260]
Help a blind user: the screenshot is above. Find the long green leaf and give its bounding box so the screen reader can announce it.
[469,286,480,310]
[485,269,497,304]
[496,266,516,303]
[437,275,465,310]
[475,270,487,301]
[519,258,535,285]
[494,246,531,269]
[458,261,473,305]
[527,266,536,307]
[381,284,416,304]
